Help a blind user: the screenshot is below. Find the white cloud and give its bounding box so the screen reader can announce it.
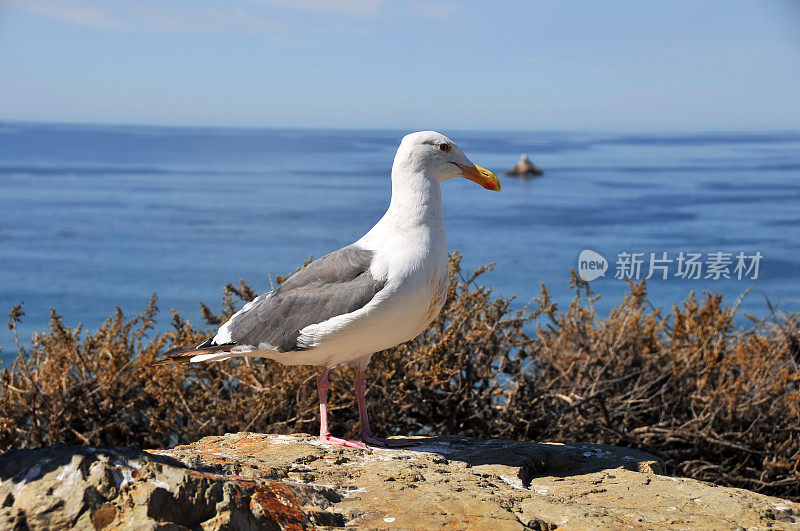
[130,7,276,34]
[405,0,459,20]
[1,0,121,29]
[256,0,385,16]
[0,0,451,34]
[1,0,277,33]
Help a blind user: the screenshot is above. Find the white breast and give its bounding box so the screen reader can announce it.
[265,165,450,369]
[285,222,447,367]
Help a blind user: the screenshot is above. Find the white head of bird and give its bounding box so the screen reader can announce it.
[391,131,501,191]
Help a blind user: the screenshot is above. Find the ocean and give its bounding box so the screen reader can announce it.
[1,122,799,362]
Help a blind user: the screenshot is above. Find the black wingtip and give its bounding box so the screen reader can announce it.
[150,340,237,366]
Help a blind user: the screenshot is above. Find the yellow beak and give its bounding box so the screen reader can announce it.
[451,162,501,191]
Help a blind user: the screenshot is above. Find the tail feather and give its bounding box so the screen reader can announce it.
[151,340,238,366]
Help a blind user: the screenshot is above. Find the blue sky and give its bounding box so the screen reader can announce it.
[0,0,798,130]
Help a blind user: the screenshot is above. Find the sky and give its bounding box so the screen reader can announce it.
[0,0,798,130]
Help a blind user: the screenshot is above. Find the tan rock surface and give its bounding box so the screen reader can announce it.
[1,433,798,529]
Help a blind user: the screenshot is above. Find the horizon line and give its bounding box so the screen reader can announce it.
[2,118,800,136]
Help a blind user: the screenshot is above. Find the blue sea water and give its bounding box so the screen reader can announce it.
[1,122,799,362]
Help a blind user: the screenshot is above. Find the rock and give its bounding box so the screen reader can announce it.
[1,434,798,529]
[506,154,544,177]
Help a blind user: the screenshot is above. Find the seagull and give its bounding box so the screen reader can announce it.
[155,131,500,450]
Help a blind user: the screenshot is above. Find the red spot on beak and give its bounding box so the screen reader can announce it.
[484,182,497,190]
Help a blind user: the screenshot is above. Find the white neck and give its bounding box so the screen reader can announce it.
[358,167,447,251]
[386,170,443,228]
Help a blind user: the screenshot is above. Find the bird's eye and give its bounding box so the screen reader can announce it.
[438,142,451,152]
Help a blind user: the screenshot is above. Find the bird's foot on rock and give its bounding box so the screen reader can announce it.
[319,434,371,451]
[360,433,418,448]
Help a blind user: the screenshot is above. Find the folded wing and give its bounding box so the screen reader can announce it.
[154,245,386,365]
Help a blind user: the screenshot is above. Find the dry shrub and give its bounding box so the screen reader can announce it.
[504,274,800,500]
[1,253,798,501]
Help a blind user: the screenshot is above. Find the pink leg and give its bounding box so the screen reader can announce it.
[317,369,369,450]
[355,367,417,448]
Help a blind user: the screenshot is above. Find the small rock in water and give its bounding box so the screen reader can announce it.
[506,153,544,177]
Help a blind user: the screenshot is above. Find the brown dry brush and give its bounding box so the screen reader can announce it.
[1,253,799,500]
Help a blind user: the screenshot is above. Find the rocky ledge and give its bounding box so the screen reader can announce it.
[0,433,798,529]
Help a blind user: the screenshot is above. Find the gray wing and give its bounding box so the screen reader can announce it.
[219,245,386,352]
